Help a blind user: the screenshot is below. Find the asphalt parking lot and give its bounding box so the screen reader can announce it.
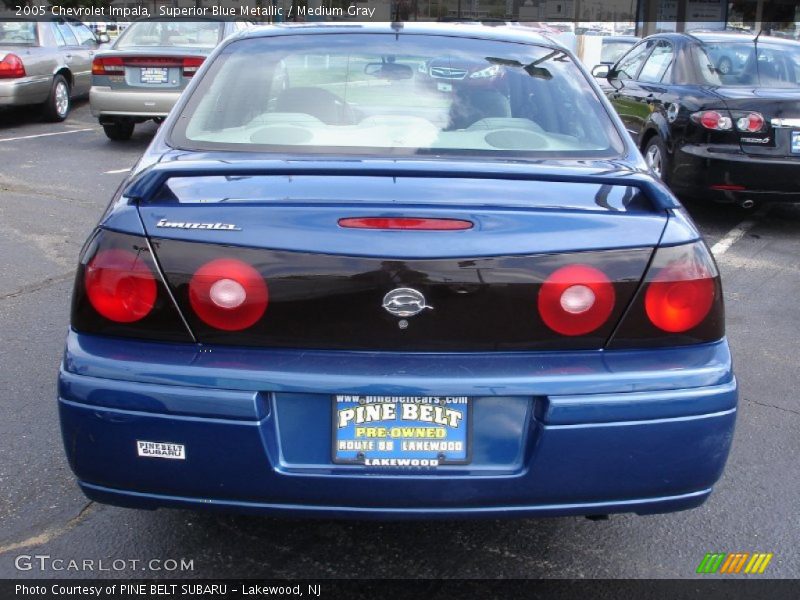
[0,101,798,580]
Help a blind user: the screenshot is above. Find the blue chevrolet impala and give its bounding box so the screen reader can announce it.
[58,23,737,518]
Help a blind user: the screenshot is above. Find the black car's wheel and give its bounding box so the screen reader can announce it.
[102,120,135,141]
[42,75,71,122]
[643,136,670,183]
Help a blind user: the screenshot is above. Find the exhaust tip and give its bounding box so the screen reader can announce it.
[740,199,755,209]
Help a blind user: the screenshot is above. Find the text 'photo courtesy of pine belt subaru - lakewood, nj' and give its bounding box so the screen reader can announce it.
[58,23,737,519]
[594,31,800,208]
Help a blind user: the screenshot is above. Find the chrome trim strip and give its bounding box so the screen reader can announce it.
[771,118,800,128]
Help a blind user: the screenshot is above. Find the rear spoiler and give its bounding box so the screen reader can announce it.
[123,160,681,209]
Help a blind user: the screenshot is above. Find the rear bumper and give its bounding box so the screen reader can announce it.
[89,86,181,119]
[0,76,51,106]
[674,144,800,202]
[59,331,738,518]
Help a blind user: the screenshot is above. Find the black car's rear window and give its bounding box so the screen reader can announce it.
[695,41,800,87]
[170,33,624,159]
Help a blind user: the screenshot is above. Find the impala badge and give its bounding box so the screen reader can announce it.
[382,288,433,318]
[156,219,241,231]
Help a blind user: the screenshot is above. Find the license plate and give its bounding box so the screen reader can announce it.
[140,67,168,84]
[792,131,800,154]
[436,82,453,92]
[333,395,470,467]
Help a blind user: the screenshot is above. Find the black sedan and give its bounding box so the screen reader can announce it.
[598,32,800,206]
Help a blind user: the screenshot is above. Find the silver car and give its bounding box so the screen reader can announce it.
[90,19,248,140]
[0,19,107,121]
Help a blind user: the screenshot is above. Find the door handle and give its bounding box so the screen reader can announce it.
[65,54,72,59]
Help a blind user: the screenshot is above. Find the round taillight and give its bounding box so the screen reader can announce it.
[538,265,616,336]
[700,111,720,129]
[189,259,268,331]
[696,110,732,131]
[645,262,715,333]
[84,249,157,323]
[736,112,765,133]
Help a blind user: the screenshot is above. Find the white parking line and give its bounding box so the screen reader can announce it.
[711,205,770,257]
[0,128,94,143]
[104,168,132,174]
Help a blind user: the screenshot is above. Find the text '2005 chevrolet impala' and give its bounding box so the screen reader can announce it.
[58,23,737,518]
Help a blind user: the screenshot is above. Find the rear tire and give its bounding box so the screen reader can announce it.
[42,75,70,122]
[643,136,670,184]
[102,120,135,141]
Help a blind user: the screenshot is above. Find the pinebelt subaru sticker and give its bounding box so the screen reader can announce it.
[137,441,186,460]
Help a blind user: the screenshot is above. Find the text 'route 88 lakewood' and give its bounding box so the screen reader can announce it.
[15,584,322,597]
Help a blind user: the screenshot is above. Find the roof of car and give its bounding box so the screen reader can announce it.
[602,35,639,43]
[238,22,558,48]
[650,30,799,46]
[690,31,800,45]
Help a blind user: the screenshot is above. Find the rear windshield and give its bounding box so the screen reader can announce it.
[171,33,624,159]
[116,21,223,49]
[695,41,800,87]
[0,22,37,45]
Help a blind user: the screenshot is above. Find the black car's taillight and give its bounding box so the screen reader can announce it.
[608,241,724,348]
[691,110,734,131]
[691,109,767,134]
[71,229,193,342]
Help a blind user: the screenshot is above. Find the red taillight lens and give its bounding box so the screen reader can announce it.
[84,249,157,323]
[92,56,123,76]
[538,264,616,336]
[189,259,268,331]
[735,112,765,133]
[338,217,473,231]
[645,257,715,333]
[607,241,723,348]
[692,110,733,131]
[182,56,204,77]
[0,54,26,79]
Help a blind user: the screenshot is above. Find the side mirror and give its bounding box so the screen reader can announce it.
[97,33,110,44]
[606,68,624,90]
[591,64,610,78]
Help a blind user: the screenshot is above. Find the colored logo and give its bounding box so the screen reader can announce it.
[696,553,773,574]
